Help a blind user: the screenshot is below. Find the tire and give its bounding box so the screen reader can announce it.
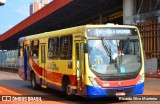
[62,77,72,95]
[66,83,73,96]
[65,79,74,98]
[30,72,39,90]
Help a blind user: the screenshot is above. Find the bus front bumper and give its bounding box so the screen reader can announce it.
[86,83,144,98]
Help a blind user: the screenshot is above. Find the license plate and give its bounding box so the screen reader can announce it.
[116,92,125,96]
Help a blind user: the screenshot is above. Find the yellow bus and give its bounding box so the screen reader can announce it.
[18,24,144,98]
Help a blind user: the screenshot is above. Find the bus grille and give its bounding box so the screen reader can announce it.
[106,88,135,96]
[98,74,138,81]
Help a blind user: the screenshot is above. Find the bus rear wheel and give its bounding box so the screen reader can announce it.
[30,72,39,89]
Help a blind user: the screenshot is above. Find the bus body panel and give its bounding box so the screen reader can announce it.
[18,25,144,98]
[86,82,144,98]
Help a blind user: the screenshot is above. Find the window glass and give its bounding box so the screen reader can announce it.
[60,35,72,60]
[41,45,46,63]
[31,40,39,58]
[76,43,80,68]
[48,37,59,59]
[19,42,24,58]
[88,38,141,75]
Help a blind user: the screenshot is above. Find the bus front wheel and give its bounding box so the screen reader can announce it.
[62,76,73,96]
[66,83,73,96]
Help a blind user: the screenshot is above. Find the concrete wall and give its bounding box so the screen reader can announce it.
[158,17,160,51]
[145,58,159,77]
[123,0,134,25]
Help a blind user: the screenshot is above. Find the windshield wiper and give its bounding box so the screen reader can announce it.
[122,37,130,53]
[101,37,112,63]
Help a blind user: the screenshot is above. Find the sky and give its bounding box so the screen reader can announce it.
[0,0,51,35]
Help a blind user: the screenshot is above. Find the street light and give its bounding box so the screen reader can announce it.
[0,0,6,6]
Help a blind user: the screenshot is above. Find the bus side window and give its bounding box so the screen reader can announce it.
[25,44,30,60]
[76,43,80,68]
[60,35,72,60]
[48,37,59,59]
[30,40,39,58]
[19,42,24,58]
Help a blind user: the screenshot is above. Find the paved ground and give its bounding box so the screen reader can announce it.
[0,70,160,104]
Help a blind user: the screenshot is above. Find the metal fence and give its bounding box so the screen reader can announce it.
[0,50,18,68]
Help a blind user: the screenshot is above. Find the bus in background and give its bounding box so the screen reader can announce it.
[18,24,144,98]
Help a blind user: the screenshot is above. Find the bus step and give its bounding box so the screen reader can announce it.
[41,85,47,88]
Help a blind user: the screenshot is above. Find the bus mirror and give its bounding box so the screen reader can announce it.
[83,43,88,53]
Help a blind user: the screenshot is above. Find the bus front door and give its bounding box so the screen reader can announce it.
[75,42,85,94]
[40,44,47,88]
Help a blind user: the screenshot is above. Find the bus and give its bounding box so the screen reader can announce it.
[18,24,144,98]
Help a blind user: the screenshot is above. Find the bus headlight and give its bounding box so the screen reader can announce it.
[137,74,144,85]
[89,76,101,88]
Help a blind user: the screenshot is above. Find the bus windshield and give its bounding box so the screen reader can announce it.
[87,28,142,76]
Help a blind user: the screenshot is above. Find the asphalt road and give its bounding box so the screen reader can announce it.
[0,70,160,104]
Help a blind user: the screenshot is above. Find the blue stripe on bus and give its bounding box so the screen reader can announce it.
[86,83,144,98]
[132,82,144,95]
[23,49,27,80]
[40,78,42,85]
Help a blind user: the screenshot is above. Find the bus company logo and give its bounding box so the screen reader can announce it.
[47,62,59,70]
[2,96,11,101]
[118,82,122,86]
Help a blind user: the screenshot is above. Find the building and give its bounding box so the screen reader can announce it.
[30,1,41,15]
[1,0,160,77]
[133,0,160,77]
[30,0,49,15]
[41,0,49,7]
[134,0,160,58]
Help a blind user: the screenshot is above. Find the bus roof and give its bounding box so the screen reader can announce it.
[19,24,137,42]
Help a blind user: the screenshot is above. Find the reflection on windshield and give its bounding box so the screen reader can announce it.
[88,39,141,75]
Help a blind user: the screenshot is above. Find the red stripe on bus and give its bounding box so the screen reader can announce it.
[29,57,77,86]
[46,72,77,86]
[69,75,77,86]
[95,75,140,88]
[29,57,43,76]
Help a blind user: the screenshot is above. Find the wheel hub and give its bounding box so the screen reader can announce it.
[67,84,72,95]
